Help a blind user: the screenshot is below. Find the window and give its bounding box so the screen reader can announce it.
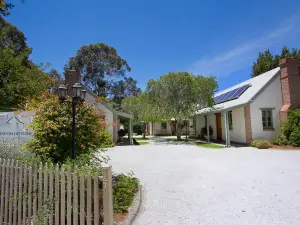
[228,111,233,130]
[161,122,167,129]
[261,109,273,129]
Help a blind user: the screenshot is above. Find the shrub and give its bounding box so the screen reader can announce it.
[200,126,213,139]
[251,140,272,149]
[99,130,114,148]
[63,153,108,176]
[256,140,272,149]
[24,93,105,163]
[273,133,288,146]
[250,140,260,147]
[113,172,140,213]
[0,139,34,160]
[133,124,143,135]
[274,109,300,147]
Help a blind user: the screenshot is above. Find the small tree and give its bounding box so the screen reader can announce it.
[25,93,105,163]
[144,72,217,140]
[122,94,152,139]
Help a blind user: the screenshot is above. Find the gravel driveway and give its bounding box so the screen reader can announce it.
[106,144,300,225]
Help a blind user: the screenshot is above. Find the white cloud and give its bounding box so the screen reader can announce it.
[189,15,300,77]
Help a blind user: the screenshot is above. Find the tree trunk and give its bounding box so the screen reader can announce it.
[143,122,146,139]
[176,120,181,140]
[186,121,188,140]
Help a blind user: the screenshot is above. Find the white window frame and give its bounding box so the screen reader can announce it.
[261,108,274,130]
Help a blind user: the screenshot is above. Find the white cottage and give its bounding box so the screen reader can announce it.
[65,70,134,145]
[147,58,300,146]
[194,58,300,146]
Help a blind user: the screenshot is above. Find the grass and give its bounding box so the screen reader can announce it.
[137,141,150,145]
[135,137,149,141]
[166,138,194,142]
[196,143,224,149]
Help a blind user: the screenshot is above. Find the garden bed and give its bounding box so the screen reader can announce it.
[272,145,300,150]
[196,143,224,149]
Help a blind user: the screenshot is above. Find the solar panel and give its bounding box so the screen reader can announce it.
[217,93,227,103]
[214,95,222,103]
[214,84,250,104]
[228,84,249,100]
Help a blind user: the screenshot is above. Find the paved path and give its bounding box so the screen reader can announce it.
[106,144,300,225]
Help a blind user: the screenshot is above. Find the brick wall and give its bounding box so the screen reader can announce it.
[65,70,81,97]
[279,58,300,122]
[244,104,252,145]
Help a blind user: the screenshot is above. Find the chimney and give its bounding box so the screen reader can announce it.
[279,58,300,121]
[65,70,81,97]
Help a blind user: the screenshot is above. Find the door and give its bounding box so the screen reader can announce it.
[215,113,222,140]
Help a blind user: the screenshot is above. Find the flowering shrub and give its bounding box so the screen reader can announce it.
[113,172,140,213]
[24,93,105,163]
[99,130,114,148]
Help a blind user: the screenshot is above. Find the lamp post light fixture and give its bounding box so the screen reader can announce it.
[58,83,86,160]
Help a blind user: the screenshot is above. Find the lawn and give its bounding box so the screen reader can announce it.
[196,143,224,149]
[135,137,149,141]
[137,141,150,145]
[166,138,194,142]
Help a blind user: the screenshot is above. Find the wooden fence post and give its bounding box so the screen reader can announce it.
[101,164,113,225]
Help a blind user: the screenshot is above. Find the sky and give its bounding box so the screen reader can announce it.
[6,0,300,92]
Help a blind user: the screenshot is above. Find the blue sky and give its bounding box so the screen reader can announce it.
[6,0,300,92]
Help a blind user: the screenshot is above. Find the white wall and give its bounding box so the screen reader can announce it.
[207,114,217,140]
[85,91,114,141]
[152,121,172,135]
[221,107,246,143]
[250,74,282,141]
[195,115,205,137]
[195,114,217,139]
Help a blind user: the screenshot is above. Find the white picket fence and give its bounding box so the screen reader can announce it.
[0,158,114,225]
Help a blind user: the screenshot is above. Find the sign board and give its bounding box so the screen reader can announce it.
[0,112,34,140]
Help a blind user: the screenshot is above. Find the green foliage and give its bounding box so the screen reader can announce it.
[274,109,300,147]
[133,124,144,135]
[63,153,107,176]
[251,47,300,77]
[113,172,140,213]
[0,17,57,108]
[0,16,30,57]
[0,1,14,17]
[143,72,217,139]
[251,140,272,149]
[109,77,142,110]
[273,133,288,146]
[64,43,131,97]
[200,126,213,138]
[0,139,31,159]
[25,93,105,163]
[99,130,114,148]
[196,143,224,149]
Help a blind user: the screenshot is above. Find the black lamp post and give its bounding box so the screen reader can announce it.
[58,83,86,160]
